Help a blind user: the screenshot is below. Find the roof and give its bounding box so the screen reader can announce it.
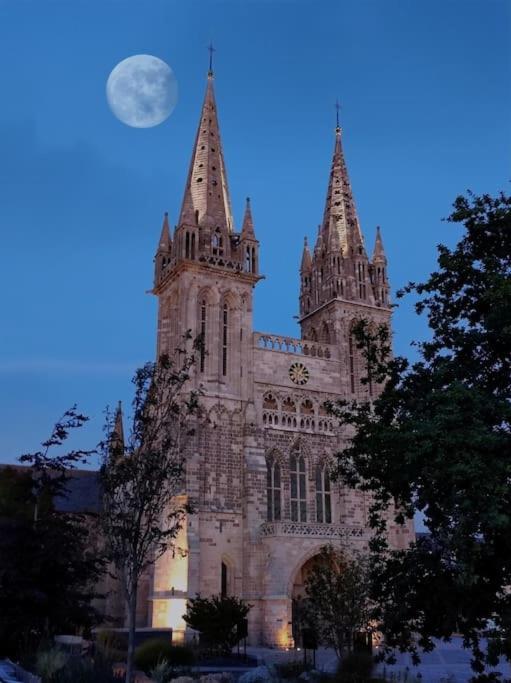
[0,464,101,514]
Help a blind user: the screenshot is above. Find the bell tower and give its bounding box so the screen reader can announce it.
[299,115,391,398]
[152,63,262,398]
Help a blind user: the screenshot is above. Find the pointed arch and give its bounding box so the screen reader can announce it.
[290,441,307,522]
[197,287,215,374]
[221,554,235,597]
[266,450,282,521]
[315,461,332,523]
[320,321,331,344]
[218,291,239,378]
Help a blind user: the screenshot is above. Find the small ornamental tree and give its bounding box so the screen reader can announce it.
[0,408,103,658]
[99,338,202,683]
[302,545,373,659]
[183,595,251,655]
[328,191,511,678]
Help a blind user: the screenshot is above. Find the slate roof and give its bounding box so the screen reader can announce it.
[0,464,101,514]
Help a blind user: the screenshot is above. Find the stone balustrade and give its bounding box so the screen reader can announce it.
[254,332,336,359]
[260,520,367,540]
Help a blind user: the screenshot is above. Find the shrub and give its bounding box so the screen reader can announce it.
[150,659,175,683]
[184,595,251,655]
[95,630,128,663]
[133,639,194,674]
[36,647,67,682]
[337,651,375,682]
[53,654,119,683]
[275,660,311,679]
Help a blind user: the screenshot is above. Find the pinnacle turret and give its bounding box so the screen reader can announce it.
[158,212,172,251]
[109,401,125,458]
[154,212,172,286]
[372,225,386,262]
[300,236,312,273]
[371,225,390,307]
[241,197,255,238]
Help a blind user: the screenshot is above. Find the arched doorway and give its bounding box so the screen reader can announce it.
[291,553,326,646]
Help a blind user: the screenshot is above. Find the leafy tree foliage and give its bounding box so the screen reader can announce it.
[99,339,202,683]
[302,545,373,659]
[0,408,103,658]
[328,191,511,677]
[183,594,251,655]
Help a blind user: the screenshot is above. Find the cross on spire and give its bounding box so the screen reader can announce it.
[335,99,341,132]
[208,42,216,76]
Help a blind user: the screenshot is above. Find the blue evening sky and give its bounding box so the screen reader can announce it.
[0,0,509,464]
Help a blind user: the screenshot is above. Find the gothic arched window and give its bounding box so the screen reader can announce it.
[199,299,207,373]
[222,303,228,376]
[316,465,332,523]
[212,228,223,256]
[290,449,307,522]
[266,456,281,521]
[320,321,331,345]
[349,332,356,394]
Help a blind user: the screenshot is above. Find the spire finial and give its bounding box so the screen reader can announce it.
[304,235,308,247]
[208,42,216,76]
[335,99,341,135]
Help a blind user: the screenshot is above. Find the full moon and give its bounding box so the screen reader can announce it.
[106,55,178,128]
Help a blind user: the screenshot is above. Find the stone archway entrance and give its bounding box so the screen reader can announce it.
[291,554,324,647]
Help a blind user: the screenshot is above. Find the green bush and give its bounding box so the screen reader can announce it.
[53,654,119,683]
[36,647,67,682]
[183,594,251,655]
[133,639,194,674]
[337,651,375,682]
[95,630,128,663]
[275,660,311,679]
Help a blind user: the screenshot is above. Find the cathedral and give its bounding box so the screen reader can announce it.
[143,63,414,647]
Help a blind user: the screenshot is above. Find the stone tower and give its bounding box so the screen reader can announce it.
[153,67,261,396]
[299,121,391,399]
[145,65,413,646]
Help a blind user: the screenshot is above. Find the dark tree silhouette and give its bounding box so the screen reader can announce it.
[99,338,203,683]
[0,408,103,658]
[328,191,511,678]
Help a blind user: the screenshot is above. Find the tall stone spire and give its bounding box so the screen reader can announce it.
[178,65,234,232]
[321,123,364,255]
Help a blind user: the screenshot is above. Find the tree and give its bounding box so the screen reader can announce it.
[99,340,202,683]
[301,545,373,659]
[328,191,511,677]
[0,408,104,658]
[183,594,251,656]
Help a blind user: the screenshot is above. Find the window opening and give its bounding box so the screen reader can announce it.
[290,450,307,522]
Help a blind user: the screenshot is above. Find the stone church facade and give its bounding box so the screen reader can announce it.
[144,66,414,647]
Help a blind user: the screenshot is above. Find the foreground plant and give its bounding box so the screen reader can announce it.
[302,544,373,659]
[99,336,203,683]
[328,191,511,678]
[0,408,103,659]
[183,594,251,656]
